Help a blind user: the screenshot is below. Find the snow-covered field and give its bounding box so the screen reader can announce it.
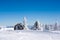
[0,30,60,40]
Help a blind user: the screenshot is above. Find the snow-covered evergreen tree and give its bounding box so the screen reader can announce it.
[54,22,58,30]
[23,17,29,30]
[44,24,49,31]
[31,21,41,30]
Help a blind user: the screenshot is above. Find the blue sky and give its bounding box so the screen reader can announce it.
[0,0,60,26]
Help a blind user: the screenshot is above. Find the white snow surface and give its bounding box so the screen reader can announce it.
[0,30,60,40]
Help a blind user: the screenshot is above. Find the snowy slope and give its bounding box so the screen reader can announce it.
[0,30,60,40]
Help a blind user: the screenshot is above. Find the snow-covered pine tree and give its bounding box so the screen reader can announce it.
[31,21,41,30]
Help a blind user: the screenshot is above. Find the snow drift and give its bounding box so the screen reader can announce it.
[0,30,60,40]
